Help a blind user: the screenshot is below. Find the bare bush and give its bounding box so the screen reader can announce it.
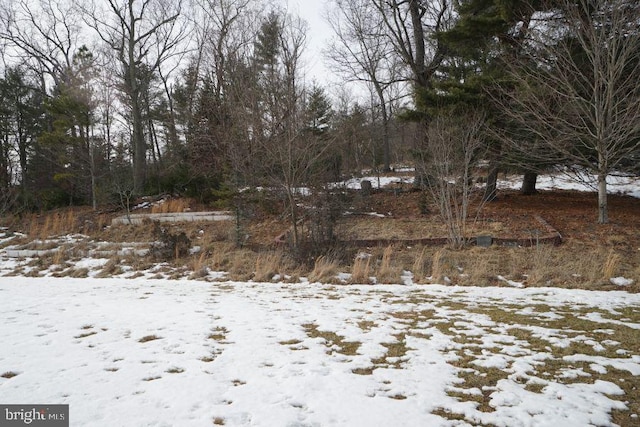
[422,110,487,248]
[149,223,191,261]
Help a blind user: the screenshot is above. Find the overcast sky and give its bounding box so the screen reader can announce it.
[283,0,339,87]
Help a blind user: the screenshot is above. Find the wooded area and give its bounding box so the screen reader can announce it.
[0,0,638,233]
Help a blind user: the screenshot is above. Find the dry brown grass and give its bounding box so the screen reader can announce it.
[189,251,209,272]
[517,244,609,287]
[207,242,236,271]
[222,248,256,280]
[25,210,78,239]
[253,251,286,282]
[253,252,278,282]
[151,198,192,214]
[96,258,123,278]
[4,192,638,292]
[51,247,66,266]
[321,242,629,289]
[375,245,402,284]
[461,247,503,286]
[602,249,621,279]
[349,254,372,284]
[430,248,447,282]
[412,247,429,283]
[335,216,509,241]
[308,255,339,283]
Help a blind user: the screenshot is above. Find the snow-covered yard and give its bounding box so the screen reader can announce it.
[1,277,639,426]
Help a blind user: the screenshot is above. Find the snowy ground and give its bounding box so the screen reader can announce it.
[1,277,639,426]
[341,168,640,199]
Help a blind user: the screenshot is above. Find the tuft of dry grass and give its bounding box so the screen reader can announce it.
[412,247,430,284]
[462,247,503,286]
[73,267,91,278]
[375,245,402,284]
[26,211,79,239]
[190,251,209,272]
[430,248,447,282]
[602,249,621,279]
[138,335,162,343]
[308,255,339,283]
[225,248,257,280]
[349,253,372,284]
[52,247,67,266]
[95,257,123,278]
[151,198,192,214]
[205,242,234,271]
[252,252,282,282]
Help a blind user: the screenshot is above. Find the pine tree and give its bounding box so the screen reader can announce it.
[425,0,558,198]
[38,47,99,207]
[305,85,333,136]
[0,67,43,207]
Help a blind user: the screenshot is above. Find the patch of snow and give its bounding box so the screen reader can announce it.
[472,354,510,370]
[497,275,524,288]
[610,277,634,287]
[336,175,415,190]
[590,363,608,374]
[497,170,640,198]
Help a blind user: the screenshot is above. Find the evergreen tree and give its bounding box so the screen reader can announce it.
[424,0,557,198]
[38,47,102,208]
[0,67,43,207]
[305,85,333,136]
[254,12,281,74]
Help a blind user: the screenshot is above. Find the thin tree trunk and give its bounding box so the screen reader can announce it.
[483,161,499,202]
[374,83,391,172]
[128,1,145,194]
[598,172,608,224]
[521,171,538,195]
[483,142,502,202]
[132,97,146,194]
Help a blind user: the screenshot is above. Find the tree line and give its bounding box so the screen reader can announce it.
[0,0,638,228]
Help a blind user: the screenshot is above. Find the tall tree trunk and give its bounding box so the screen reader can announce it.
[160,76,180,155]
[483,161,499,202]
[128,1,145,195]
[381,104,391,173]
[409,0,427,86]
[521,171,538,195]
[483,142,502,202]
[598,171,608,224]
[132,100,146,194]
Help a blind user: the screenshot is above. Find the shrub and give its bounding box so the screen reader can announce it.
[149,223,191,261]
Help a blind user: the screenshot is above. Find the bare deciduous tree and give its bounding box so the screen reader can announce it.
[369,0,453,88]
[325,0,404,172]
[252,11,314,249]
[496,0,640,223]
[0,0,81,88]
[422,109,486,248]
[81,0,187,194]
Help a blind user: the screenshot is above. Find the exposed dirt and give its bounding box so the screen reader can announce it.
[8,186,638,251]
[347,188,640,248]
